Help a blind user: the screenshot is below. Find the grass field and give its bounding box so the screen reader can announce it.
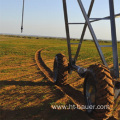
[0,35,120,120]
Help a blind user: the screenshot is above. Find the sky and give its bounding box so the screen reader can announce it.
[0,0,120,40]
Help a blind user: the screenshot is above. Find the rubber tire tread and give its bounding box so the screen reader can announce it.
[84,64,114,120]
[54,53,68,85]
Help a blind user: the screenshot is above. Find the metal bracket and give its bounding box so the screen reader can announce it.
[72,65,87,77]
[114,82,120,99]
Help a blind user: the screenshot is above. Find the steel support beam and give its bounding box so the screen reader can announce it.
[77,0,107,66]
[90,13,120,23]
[62,0,72,65]
[74,0,95,62]
[109,0,119,78]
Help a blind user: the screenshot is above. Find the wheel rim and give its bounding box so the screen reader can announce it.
[85,75,96,113]
[53,56,58,83]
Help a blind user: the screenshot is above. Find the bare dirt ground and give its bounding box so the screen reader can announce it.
[35,49,120,120]
[0,48,119,120]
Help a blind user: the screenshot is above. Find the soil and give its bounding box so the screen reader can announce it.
[35,49,120,120]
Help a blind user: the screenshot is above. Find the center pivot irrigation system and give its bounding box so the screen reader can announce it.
[21,0,120,119]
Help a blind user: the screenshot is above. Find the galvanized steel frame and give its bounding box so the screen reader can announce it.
[62,0,119,78]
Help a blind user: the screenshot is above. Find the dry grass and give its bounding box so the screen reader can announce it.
[0,35,119,120]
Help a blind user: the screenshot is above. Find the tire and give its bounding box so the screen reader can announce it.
[84,64,114,120]
[53,53,68,85]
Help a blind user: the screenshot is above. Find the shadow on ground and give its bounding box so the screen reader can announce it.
[0,49,119,120]
[0,74,92,120]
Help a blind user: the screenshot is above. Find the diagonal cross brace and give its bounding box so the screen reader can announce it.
[77,0,107,66]
[74,0,95,62]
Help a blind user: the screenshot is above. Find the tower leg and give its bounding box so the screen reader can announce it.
[62,0,72,66]
[109,0,119,78]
